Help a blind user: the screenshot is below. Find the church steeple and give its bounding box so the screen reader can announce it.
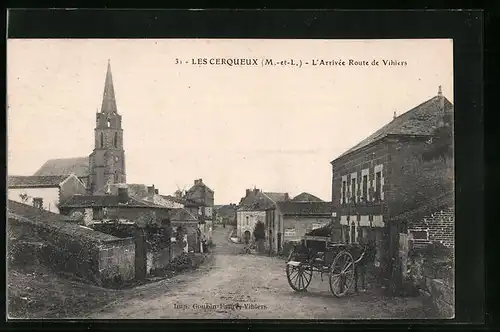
[101,59,117,114]
[88,60,126,195]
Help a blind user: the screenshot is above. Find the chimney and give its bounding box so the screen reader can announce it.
[117,185,129,203]
[254,188,260,194]
[438,85,445,110]
[393,111,397,120]
[285,193,290,200]
[194,179,202,185]
[147,185,155,195]
[246,189,251,196]
[155,189,159,195]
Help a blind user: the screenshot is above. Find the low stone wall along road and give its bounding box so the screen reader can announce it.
[90,226,432,319]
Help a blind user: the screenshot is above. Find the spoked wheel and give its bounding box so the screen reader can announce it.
[329,250,355,297]
[286,262,313,292]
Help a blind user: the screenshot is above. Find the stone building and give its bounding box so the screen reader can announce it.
[330,86,454,289]
[7,174,87,214]
[276,201,333,248]
[236,188,290,246]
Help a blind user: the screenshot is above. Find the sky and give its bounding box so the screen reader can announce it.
[7,39,453,205]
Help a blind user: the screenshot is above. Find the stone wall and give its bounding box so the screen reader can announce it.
[98,238,135,284]
[7,209,136,287]
[407,243,454,318]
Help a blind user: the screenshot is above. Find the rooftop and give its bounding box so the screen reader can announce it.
[8,175,70,188]
[333,93,453,162]
[33,157,90,178]
[291,192,324,202]
[7,200,119,244]
[59,194,167,209]
[277,201,333,216]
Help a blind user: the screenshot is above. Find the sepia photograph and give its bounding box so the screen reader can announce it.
[7,38,454,320]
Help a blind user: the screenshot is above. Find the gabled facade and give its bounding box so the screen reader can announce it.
[8,174,87,214]
[330,86,454,287]
[236,188,290,248]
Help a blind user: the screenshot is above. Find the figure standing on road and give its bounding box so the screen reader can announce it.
[354,233,377,293]
[355,234,369,292]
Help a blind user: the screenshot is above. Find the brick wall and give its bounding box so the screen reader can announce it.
[410,207,455,248]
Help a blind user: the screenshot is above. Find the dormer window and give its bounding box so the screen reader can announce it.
[107,119,111,128]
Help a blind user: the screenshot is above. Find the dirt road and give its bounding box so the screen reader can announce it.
[90,226,430,319]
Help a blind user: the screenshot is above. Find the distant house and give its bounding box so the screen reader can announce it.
[276,201,333,244]
[237,188,290,249]
[33,157,90,189]
[58,185,170,227]
[214,204,237,225]
[8,174,87,214]
[330,86,454,287]
[169,208,200,253]
[291,192,324,202]
[184,179,215,245]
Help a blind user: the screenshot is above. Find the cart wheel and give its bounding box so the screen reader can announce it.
[286,262,313,292]
[329,250,355,297]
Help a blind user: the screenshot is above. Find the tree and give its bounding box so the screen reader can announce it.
[253,221,266,240]
[253,221,266,253]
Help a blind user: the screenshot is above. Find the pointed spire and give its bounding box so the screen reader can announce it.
[101,60,117,114]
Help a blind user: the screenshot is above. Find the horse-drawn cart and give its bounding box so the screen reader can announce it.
[286,227,366,297]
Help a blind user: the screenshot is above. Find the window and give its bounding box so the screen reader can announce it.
[113,132,118,148]
[351,178,357,203]
[33,197,43,209]
[375,172,382,200]
[342,180,347,204]
[100,132,104,148]
[246,216,249,226]
[362,175,368,201]
[107,119,111,128]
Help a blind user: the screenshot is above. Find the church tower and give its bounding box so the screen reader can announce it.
[88,60,126,194]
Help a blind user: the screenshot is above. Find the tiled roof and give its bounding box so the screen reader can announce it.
[8,175,69,188]
[277,201,333,216]
[215,204,238,218]
[238,191,276,211]
[7,200,119,243]
[59,194,167,209]
[263,192,289,203]
[161,195,187,205]
[34,157,89,177]
[334,95,454,161]
[291,192,324,202]
[169,208,198,222]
